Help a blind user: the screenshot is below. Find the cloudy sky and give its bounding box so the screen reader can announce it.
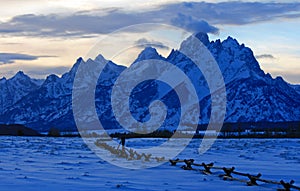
[0,0,299,83]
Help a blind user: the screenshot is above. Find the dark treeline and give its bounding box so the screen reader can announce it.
[197,121,300,132]
[0,124,40,136]
[1,121,300,138]
[197,121,300,138]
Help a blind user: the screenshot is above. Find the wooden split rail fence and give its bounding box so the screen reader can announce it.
[95,140,165,162]
[169,159,300,191]
[95,140,299,191]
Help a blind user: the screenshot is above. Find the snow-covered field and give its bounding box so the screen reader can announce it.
[0,137,299,191]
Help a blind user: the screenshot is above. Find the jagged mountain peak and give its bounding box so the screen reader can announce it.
[62,57,84,80]
[95,54,107,63]
[44,74,60,84]
[210,35,266,80]
[0,33,299,131]
[10,71,30,81]
[224,36,238,42]
[195,32,210,46]
[77,57,83,62]
[5,71,44,86]
[275,76,285,82]
[220,36,243,52]
[15,70,25,76]
[274,76,292,89]
[7,71,40,89]
[0,70,40,115]
[133,47,164,63]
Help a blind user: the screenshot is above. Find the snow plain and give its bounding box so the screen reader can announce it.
[0,137,299,191]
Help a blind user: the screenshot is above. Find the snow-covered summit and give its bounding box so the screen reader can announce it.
[133,47,165,63]
[195,32,210,46]
[0,71,40,114]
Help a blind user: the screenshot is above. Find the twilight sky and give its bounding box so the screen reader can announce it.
[0,0,299,83]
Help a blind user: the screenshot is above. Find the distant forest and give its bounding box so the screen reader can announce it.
[1,121,300,138]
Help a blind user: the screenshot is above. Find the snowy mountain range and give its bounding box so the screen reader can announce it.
[0,72,42,114]
[0,33,299,132]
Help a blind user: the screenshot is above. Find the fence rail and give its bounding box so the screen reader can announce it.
[169,159,300,191]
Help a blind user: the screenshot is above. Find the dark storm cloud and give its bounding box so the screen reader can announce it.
[0,53,56,64]
[0,1,299,37]
[256,54,276,59]
[0,12,146,37]
[171,13,219,34]
[164,1,300,25]
[0,53,38,64]
[135,38,169,50]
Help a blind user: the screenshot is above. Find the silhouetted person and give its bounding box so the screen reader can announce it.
[117,136,126,156]
[121,137,125,147]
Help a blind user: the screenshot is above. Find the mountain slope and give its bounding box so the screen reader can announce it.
[0,33,299,131]
[289,84,300,95]
[0,72,41,114]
